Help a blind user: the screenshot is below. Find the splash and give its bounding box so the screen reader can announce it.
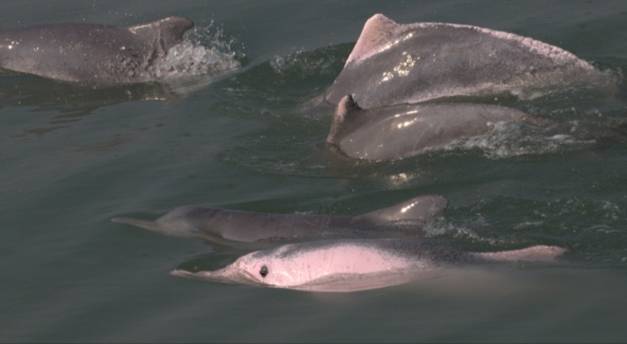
[423,217,517,247]
[150,21,243,82]
[442,121,595,159]
[269,46,346,78]
[459,195,627,265]
[513,66,622,101]
[270,49,307,74]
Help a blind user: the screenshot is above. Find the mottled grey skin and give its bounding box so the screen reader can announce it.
[327,95,538,161]
[0,17,193,84]
[112,195,447,247]
[325,14,613,108]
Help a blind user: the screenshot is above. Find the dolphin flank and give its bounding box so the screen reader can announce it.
[325,14,615,108]
[112,195,447,247]
[327,94,541,161]
[0,17,194,84]
[172,238,567,292]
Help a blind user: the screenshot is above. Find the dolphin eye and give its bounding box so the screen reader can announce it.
[259,265,269,278]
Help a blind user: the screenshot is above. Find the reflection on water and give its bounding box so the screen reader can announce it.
[0,75,187,136]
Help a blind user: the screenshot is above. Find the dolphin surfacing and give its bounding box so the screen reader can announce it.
[112,195,447,247]
[325,14,615,108]
[172,238,567,292]
[0,17,193,84]
[327,94,540,161]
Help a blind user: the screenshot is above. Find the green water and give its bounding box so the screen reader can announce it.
[2,0,627,342]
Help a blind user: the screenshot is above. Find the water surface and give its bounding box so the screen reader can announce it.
[2,1,627,342]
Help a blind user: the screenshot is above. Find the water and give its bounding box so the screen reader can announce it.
[2,0,627,342]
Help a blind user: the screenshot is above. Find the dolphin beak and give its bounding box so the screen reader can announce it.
[170,266,259,286]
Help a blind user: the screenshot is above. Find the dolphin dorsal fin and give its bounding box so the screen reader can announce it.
[355,195,448,226]
[326,94,362,144]
[345,14,400,66]
[128,16,194,51]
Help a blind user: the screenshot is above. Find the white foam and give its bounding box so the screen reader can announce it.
[269,48,339,76]
[150,22,242,82]
[441,121,595,159]
[270,49,307,73]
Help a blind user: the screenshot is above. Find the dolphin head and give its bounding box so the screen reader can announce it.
[172,246,302,287]
[172,239,422,292]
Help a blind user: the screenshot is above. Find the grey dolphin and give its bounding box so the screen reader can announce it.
[325,14,614,108]
[172,238,566,292]
[112,195,447,247]
[326,95,540,161]
[0,17,193,84]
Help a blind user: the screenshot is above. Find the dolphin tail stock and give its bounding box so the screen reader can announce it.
[471,245,567,264]
[354,195,448,226]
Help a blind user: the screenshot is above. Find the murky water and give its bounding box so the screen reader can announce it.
[2,0,627,342]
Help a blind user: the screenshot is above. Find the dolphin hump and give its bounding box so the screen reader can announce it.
[127,16,194,51]
[326,94,363,144]
[355,195,448,226]
[345,13,400,66]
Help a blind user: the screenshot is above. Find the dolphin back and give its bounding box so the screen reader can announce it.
[127,16,194,52]
[0,16,194,84]
[325,14,611,108]
[354,195,448,226]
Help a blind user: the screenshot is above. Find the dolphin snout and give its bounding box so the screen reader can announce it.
[171,265,260,286]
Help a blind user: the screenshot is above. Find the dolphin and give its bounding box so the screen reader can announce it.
[324,14,614,109]
[112,195,447,247]
[0,17,193,85]
[172,238,567,292]
[326,95,540,161]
